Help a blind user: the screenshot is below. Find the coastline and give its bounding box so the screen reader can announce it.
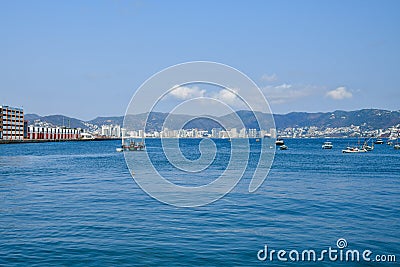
[0,138,121,145]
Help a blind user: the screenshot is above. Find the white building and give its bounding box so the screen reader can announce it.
[101,124,121,138]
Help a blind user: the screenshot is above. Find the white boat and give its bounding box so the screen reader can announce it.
[363,144,374,151]
[393,132,400,150]
[322,141,333,149]
[362,138,374,151]
[116,147,123,152]
[275,138,284,146]
[394,134,400,150]
[279,145,288,150]
[342,147,367,153]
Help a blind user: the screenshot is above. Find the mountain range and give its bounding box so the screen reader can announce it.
[25,109,400,131]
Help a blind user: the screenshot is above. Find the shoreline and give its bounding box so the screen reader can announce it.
[0,138,121,145]
[0,136,382,145]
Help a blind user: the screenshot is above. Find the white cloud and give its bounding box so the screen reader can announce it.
[326,86,353,100]
[261,73,278,82]
[169,85,206,100]
[274,83,292,90]
[213,89,238,105]
[209,88,248,109]
[262,83,315,104]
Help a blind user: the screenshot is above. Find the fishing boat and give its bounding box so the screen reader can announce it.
[322,141,333,149]
[275,138,284,146]
[116,138,145,152]
[279,145,288,150]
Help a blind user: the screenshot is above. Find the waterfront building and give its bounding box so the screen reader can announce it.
[248,128,258,138]
[27,126,80,140]
[101,124,121,138]
[239,128,247,138]
[0,105,24,140]
[211,128,221,138]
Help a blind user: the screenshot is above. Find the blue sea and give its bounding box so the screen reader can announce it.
[1,139,399,266]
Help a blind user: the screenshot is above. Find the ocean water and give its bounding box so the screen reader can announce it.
[0,139,399,266]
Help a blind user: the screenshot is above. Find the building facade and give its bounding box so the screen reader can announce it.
[0,105,24,140]
[26,126,80,140]
[101,124,121,138]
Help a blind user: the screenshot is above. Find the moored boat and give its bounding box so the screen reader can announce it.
[275,138,284,146]
[322,141,333,149]
[279,145,288,150]
[342,147,367,153]
[363,144,374,151]
[374,138,384,144]
[117,138,145,152]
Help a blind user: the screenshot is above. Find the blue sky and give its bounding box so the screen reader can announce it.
[1,0,399,120]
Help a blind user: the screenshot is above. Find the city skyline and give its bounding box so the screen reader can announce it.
[1,1,400,120]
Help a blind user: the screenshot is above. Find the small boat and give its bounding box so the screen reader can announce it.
[255,138,260,142]
[279,145,288,150]
[126,140,145,151]
[117,138,145,152]
[394,134,400,149]
[374,138,384,144]
[363,144,374,151]
[362,138,374,151]
[275,138,284,146]
[342,147,367,153]
[322,141,333,149]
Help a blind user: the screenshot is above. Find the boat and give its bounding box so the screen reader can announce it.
[342,147,367,153]
[363,144,374,151]
[279,145,288,150]
[275,138,284,146]
[394,133,400,150]
[362,138,374,151]
[117,138,145,152]
[255,138,260,142]
[126,140,145,151]
[322,141,333,149]
[374,138,384,144]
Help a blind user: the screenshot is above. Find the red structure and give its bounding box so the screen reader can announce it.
[27,126,80,141]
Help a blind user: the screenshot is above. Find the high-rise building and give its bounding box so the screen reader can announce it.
[0,105,24,140]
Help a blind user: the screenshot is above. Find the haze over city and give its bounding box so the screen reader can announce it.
[1,1,399,120]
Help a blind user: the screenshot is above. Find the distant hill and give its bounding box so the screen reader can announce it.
[25,114,88,129]
[274,109,400,130]
[25,109,400,131]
